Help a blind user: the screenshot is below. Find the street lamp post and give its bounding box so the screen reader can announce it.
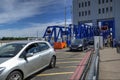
[64,0,67,28]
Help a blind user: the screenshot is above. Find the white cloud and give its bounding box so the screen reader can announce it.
[0,0,68,24]
[0,0,72,37]
[0,18,71,37]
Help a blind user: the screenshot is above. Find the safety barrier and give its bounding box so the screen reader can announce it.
[86,41,100,80]
[69,49,93,80]
[54,42,67,49]
[86,48,99,80]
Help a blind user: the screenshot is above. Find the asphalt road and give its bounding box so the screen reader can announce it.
[26,48,86,80]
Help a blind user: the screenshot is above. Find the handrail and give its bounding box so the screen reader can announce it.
[87,47,100,80]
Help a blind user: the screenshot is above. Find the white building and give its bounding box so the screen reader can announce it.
[73,0,120,40]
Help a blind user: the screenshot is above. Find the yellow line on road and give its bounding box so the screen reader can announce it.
[60,66,76,68]
[56,52,82,54]
[37,72,74,77]
[57,61,80,64]
[63,52,81,54]
[58,58,83,60]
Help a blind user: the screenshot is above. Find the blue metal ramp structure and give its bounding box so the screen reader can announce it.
[43,24,101,47]
[43,26,71,46]
[73,24,100,39]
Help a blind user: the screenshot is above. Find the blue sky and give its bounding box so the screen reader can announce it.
[0,0,72,37]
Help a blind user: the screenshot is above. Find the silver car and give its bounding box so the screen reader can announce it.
[0,40,56,80]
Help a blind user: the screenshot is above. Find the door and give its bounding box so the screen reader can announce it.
[20,43,42,75]
[38,42,51,67]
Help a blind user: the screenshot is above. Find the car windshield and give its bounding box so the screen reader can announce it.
[72,39,82,44]
[0,43,26,58]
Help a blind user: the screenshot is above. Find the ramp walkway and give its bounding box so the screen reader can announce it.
[99,48,120,80]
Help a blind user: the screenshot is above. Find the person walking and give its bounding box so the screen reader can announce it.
[110,35,113,47]
[107,35,111,47]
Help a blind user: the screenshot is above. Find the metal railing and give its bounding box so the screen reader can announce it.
[86,43,100,80]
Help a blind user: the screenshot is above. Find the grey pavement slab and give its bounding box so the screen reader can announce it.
[99,48,120,80]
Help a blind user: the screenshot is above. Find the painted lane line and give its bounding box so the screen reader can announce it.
[37,72,74,77]
[58,66,77,68]
[56,52,84,54]
[57,61,80,64]
[57,58,83,60]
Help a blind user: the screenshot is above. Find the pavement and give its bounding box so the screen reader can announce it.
[99,47,120,80]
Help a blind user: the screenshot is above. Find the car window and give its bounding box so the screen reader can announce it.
[20,42,50,58]
[72,39,82,44]
[25,43,40,54]
[38,42,50,51]
[0,43,25,57]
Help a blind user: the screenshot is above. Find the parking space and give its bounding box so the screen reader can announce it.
[26,48,86,80]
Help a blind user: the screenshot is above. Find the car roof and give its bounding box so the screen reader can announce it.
[8,40,47,44]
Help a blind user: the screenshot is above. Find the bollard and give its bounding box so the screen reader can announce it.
[116,46,120,53]
[116,41,120,53]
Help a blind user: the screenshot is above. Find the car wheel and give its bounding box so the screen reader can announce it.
[6,71,23,80]
[69,48,72,51]
[49,56,56,68]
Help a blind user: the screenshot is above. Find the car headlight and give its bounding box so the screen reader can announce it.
[0,67,5,74]
[78,44,82,47]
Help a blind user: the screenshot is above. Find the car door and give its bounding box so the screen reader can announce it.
[38,42,51,67]
[20,43,42,75]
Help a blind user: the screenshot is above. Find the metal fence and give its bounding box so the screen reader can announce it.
[86,43,100,80]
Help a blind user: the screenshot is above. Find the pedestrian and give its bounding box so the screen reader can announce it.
[107,35,111,47]
[110,35,113,47]
[104,39,107,47]
[113,39,116,47]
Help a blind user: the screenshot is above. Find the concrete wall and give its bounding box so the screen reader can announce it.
[73,0,78,25]
[73,0,120,40]
[114,0,120,40]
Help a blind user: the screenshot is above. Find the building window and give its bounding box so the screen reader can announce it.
[98,9,101,14]
[102,0,104,3]
[79,3,81,8]
[85,11,87,16]
[82,2,84,7]
[102,8,104,13]
[79,12,81,16]
[106,0,108,3]
[82,11,84,16]
[88,10,90,15]
[98,0,101,4]
[88,1,90,6]
[85,2,87,7]
[110,7,113,12]
[106,7,108,13]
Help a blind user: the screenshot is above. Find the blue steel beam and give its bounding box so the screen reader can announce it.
[43,26,71,46]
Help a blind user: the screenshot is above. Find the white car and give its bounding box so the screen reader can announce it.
[0,40,56,80]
